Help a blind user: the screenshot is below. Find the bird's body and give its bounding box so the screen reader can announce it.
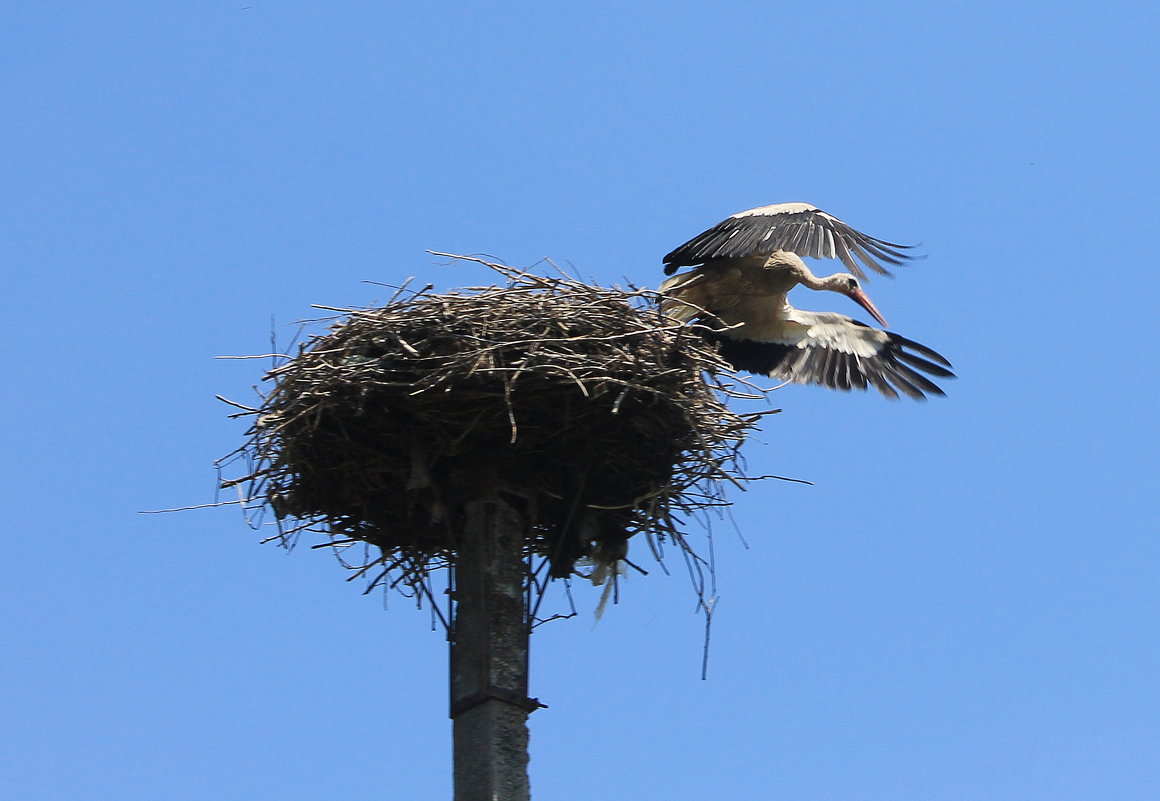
[660,203,954,399]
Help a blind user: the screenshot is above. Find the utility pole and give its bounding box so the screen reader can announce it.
[449,496,540,801]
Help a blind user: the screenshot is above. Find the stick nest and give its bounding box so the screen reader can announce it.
[224,258,770,596]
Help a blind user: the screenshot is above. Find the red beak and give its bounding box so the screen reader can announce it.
[850,288,888,328]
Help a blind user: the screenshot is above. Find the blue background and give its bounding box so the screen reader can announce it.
[3,2,1157,798]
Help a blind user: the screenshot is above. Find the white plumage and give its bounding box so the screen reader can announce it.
[661,204,953,400]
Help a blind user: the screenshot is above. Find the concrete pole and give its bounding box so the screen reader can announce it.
[449,496,539,801]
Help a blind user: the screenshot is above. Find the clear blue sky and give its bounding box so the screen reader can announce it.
[4,2,1157,799]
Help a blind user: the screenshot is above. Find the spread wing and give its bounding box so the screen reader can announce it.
[702,311,954,400]
[663,202,915,278]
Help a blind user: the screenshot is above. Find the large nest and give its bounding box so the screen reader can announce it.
[222,256,773,602]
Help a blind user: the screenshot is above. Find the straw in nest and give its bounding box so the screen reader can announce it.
[221,255,774,605]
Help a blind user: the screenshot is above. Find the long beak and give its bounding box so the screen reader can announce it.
[849,288,888,328]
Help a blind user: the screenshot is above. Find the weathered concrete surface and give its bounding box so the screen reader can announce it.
[450,497,531,801]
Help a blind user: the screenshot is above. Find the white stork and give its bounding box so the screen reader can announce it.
[660,202,954,400]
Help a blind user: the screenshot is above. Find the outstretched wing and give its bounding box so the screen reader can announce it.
[663,202,914,278]
[703,311,954,400]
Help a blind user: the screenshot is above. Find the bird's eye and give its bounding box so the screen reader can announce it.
[847,278,859,290]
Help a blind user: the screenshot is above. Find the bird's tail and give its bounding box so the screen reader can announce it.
[658,271,709,323]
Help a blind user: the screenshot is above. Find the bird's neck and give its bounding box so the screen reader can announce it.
[792,265,831,291]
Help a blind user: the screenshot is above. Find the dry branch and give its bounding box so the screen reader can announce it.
[222,257,774,607]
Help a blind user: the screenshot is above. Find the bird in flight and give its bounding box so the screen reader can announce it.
[660,202,954,400]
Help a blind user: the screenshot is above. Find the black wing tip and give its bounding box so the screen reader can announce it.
[881,334,955,399]
[870,237,920,252]
[663,207,927,274]
[702,330,953,401]
[878,241,925,264]
[885,332,954,370]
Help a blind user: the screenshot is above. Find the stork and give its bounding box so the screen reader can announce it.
[660,202,954,400]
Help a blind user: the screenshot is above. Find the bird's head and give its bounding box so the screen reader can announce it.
[832,273,888,328]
